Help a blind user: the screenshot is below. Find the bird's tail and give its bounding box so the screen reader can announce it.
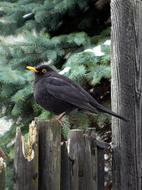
[93,103,128,122]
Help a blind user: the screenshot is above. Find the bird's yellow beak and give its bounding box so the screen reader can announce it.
[26,66,38,73]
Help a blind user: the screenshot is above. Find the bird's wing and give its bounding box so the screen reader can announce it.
[44,75,98,113]
[42,74,127,121]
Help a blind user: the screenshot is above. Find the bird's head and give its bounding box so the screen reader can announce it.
[26,65,54,76]
[26,65,55,82]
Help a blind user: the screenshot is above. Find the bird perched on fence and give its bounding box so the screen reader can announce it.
[26,64,127,121]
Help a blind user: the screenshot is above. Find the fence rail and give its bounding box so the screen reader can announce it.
[1,119,109,190]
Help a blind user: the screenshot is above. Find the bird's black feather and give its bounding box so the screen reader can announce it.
[32,65,127,121]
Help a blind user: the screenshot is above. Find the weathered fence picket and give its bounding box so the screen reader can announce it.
[68,129,95,190]
[13,119,108,190]
[0,158,6,190]
[14,122,38,190]
[38,120,61,190]
[61,142,71,190]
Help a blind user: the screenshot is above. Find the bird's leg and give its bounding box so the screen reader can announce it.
[56,112,66,126]
[57,112,66,120]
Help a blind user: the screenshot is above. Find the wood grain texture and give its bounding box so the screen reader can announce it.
[0,163,5,190]
[96,146,105,190]
[68,129,94,190]
[61,128,107,190]
[61,142,71,190]
[38,120,61,190]
[13,120,107,189]
[111,0,142,189]
[14,124,38,190]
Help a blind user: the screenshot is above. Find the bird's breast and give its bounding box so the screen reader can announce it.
[34,80,75,114]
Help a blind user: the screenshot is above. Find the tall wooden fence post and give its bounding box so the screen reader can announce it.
[111,0,142,189]
[38,120,61,190]
[0,157,6,190]
[14,121,38,190]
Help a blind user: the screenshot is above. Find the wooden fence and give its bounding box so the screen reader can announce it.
[0,154,6,190]
[0,119,109,190]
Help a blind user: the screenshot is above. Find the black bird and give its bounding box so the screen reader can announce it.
[26,65,126,121]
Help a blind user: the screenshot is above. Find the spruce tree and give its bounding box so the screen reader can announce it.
[0,0,111,188]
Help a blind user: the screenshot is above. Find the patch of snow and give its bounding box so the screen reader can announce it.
[104,40,111,45]
[0,34,26,44]
[59,67,71,75]
[84,45,104,56]
[84,39,111,56]
[23,13,33,19]
[0,117,13,136]
[7,139,15,148]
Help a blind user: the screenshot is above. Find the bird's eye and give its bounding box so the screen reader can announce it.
[42,69,47,73]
